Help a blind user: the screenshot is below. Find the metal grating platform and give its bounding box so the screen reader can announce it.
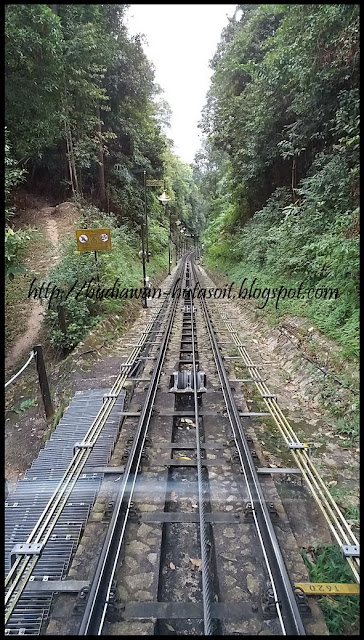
[5,388,125,635]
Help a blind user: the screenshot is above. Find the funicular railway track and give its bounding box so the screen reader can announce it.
[4,263,178,633]
[5,253,358,635]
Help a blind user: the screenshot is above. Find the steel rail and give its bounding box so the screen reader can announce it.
[78,256,188,635]
[191,259,306,636]
[5,309,163,607]
[213,301,360,583]
[187,261,214,635]
[5,290,171,624]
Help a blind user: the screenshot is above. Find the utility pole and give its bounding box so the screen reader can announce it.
[143,170,149,262]
[140,213,148,309]
[157,190,171,274]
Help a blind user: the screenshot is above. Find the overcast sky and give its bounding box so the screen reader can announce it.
[126,4,237,165]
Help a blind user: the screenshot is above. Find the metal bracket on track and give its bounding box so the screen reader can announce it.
[10,542,43,568]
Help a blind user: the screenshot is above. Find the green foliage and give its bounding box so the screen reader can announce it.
[44,206,168,350]
[10,398,38,414]
[163,148,206,239]
[344,504,359,522]
[5,5,203,244]
[5,227,37,280]
[5,130,33,279]
[201,4,359,359]
[5,129,26,219]
[333,415,359,443]
[5,4,63,160]
[301,545,359,635]
[44,232,101,350]
[5,5,203,353]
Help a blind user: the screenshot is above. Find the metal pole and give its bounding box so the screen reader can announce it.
[33,345,54,418]
[143,170,149,262]
[168,205,171,275]
[140,212,148,308]
[94,251,99,283]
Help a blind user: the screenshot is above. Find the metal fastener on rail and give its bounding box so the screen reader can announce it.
[103,392,119,401]
[73,441,94,454]
[341,545,360,558]
[10,543,43,568]
[288,442,311,457]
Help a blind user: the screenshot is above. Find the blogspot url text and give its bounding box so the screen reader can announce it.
[28,277,339,310]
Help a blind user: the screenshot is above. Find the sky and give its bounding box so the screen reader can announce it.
[126,4,237,165]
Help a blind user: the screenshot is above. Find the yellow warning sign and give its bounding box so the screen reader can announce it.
[296,582,360,595]
[146,179,164,187]
[76,228,112,251]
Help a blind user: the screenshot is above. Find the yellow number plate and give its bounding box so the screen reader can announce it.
[296,582,359,595]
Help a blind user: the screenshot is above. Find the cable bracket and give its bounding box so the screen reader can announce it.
[341,545,360,558]
[10,542,43,568]
[288,441,311,457]
[74,441,94,454]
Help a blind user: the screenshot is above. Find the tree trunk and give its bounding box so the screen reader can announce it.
[96,106,106,206]
[49,5,58,15]
[63,137,68,192]
[64,121,79,200]
[291,157,297,202]
[68,128,79,195]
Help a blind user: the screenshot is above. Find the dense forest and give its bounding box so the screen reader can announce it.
[198,4,359,359]
[5,4,359,359]
[5,7,359,635]
[5,4,204,349]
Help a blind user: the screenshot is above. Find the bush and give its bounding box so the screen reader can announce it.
[205,135,359,360]
[44,242,101,349]
[44,205,168,350]
[5,128,34,279]
[5,227,36,279]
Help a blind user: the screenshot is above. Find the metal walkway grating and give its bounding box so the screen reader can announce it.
[5,388,125,635]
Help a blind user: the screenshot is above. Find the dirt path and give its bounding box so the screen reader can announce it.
[5,302,44,372]
[45,215,59,246]
[5,199,79,373]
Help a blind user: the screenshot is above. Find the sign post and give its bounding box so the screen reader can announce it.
[145,178,164,266]
[143,171,149,263]
[76,228,112,251]
[76,228,112,283]
[146,179,164,187]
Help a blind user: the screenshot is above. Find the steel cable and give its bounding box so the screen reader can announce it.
[188,262,214,635]
[5,292,170,624]
[206,292,359,583]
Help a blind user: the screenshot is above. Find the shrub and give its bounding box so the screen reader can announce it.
[43,205,168,350]
[5,227,36,279]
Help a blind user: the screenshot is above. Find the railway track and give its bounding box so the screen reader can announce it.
[5,253,356,635]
